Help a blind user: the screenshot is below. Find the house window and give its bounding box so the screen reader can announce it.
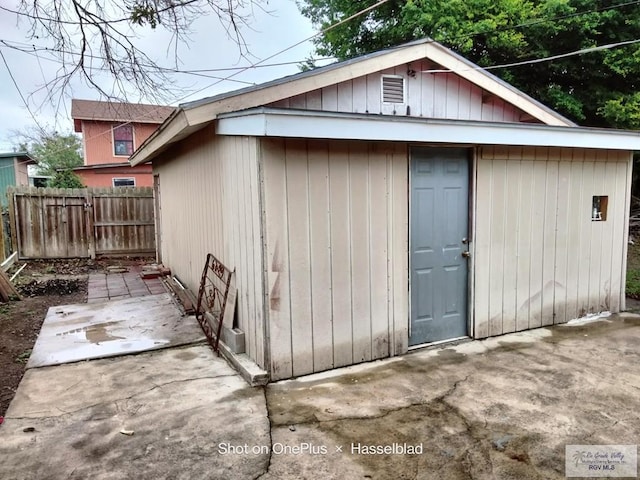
[113,124,134,156]
[113,177,136,187]
[592,196,608,221]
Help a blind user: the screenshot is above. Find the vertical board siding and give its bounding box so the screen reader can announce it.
[349,142,373,363]
[502,158,520,333]
[267,58,529,123]
[285,139,314,376]
[307,143,334,372]
[328,142,353,368]
[262,138,408,380]
[153,128,265,369]
[390,143,409,356]
[474,147,631,338]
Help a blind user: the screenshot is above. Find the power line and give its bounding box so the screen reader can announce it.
[4,0,639,167]
[422,38,640,74]
[26,0,392,152]
[175,0,392,102]
[0,49,48,138]
[0,39,334,85]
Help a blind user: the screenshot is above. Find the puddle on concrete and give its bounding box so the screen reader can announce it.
[494,341,534,352]
[85,323,126,344]
[56,320,125,344]
[543,314,640,343]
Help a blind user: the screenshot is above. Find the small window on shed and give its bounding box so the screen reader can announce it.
[381,75,405,103]
[592,196,608,221]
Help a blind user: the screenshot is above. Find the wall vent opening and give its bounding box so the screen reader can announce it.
[382,75,405,103]
[592,195,608,221]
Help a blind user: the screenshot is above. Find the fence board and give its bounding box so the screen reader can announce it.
[8,186,155,259]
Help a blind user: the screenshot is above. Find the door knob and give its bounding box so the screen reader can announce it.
[462,251,470,258]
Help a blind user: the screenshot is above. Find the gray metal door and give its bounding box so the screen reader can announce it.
[410,147,469,345]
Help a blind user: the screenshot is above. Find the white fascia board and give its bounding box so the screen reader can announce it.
[216,109,640,151]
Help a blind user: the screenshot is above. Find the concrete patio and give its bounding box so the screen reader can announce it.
[1,310,639,479]
[87,265,167,303]
[27,293,205,368]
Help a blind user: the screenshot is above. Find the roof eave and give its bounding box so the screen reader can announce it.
[216,108,640,151]
[130,109,192,166]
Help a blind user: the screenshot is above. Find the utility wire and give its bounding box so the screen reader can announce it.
[176,0,392,102]
[0,49,48,138]
[0,39,335,73]
[4,0,640,164]
[1,0,390,163]
[422,38,640,74]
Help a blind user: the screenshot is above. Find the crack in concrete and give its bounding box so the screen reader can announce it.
[271,374,473,429]
[253,386,273,480]
[435,376,494,478]
[6,374,238,421]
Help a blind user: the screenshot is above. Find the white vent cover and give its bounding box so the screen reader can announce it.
[381,75,405,103]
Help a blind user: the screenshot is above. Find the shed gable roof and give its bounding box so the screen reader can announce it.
[131,38,576,165]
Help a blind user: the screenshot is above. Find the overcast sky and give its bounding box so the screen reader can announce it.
[0,0,324,151]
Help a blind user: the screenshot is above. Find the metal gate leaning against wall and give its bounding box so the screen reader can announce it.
[8,186,156,259]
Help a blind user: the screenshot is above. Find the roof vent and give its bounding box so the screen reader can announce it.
[381,75,405,103]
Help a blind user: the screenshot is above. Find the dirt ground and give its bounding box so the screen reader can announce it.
[0,258,151,417]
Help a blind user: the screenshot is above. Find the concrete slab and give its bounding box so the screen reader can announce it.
[27,294,205,368]
[262,315,640,479]
[0,345,270,480]
[3,315,639,479]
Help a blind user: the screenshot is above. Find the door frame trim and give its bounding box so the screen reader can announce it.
[407,144,476,346]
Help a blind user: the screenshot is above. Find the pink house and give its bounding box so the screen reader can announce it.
[71,99,174,187]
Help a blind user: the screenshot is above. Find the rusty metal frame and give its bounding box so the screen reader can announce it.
[195,253,233,354]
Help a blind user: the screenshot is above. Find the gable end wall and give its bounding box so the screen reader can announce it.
[269,59,531,123]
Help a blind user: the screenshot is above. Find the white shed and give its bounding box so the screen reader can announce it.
[131,38,640,382]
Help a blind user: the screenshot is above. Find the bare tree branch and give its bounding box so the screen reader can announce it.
[6,0,265,104]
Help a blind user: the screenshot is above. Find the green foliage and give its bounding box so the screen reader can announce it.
[16,129,84,187]
[298,0,640,127]
[129,3,159,28]
[626,241,640,298]
[14,349,32,364]
[599,93,640,130]
[19,130,83,178]
[626,269,640,298]
[48,170,85,189]
[299,56,319,72]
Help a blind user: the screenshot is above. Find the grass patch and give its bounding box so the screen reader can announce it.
[627,241,640,298]
[14,349,32,364]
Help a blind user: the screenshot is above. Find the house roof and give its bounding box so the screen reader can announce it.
[72,162,150,170]
[0,151,37,163]
[130,38,583,166]
[71,99,175,132]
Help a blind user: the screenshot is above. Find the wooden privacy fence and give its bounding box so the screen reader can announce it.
[8,186,156,259]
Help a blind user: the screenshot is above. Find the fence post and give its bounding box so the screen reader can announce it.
[7,187,17,258]
[86,189,95,259]
[0,209,5,261]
